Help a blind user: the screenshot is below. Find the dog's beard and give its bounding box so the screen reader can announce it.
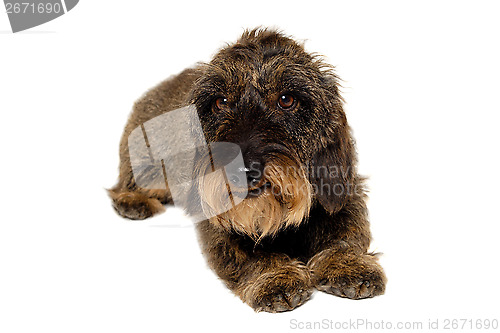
[197,154,312,240]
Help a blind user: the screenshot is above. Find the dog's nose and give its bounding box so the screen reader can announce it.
[229,141,265,188]
[245,160,264,188]
[226,166,263,186]
[226,166,248,188]
[225,163,262,189]
[246,168,261,188]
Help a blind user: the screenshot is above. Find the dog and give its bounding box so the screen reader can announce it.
[109,28,386,312]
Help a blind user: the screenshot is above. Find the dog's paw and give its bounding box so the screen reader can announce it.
[242,266,313,313]
[309,250,386,300]
[316,268,385,299]
[109,190,165,220]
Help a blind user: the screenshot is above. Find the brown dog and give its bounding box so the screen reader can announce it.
[109,28,386,312]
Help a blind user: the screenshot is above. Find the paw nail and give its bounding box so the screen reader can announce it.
[344,287,356,299]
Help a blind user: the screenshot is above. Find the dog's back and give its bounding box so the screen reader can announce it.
[109,68,200,219]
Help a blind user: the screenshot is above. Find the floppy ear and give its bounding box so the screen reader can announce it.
[309,76,356,214]
[309,126,355,214]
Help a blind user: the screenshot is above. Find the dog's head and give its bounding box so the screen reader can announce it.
[190,29,356,239]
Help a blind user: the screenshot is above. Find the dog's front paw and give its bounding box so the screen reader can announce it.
[309,250,386,300]
[242,265,313,313]
[109,190,165,220]
[316,267,385,299]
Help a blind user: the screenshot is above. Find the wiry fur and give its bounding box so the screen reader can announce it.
[199,154,312,240]
[109,28,386,312]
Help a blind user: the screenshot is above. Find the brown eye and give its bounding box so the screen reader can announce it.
[214,97,228,111]
[278,94,296,110]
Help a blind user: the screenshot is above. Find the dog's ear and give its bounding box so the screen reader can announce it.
[309,75,356,215]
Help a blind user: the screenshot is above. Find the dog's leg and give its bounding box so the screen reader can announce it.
[308,246,386,299]
[197,221,313,313]
[308,194,387,299]
[108,187,169,220]
[108,171,171,220]
[236,255,313,313]
[109,68,200,220]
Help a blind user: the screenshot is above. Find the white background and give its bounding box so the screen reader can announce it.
[1,1,499,332]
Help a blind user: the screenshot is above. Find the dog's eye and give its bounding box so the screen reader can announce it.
[278,94,296,110]
[214,97,228,112]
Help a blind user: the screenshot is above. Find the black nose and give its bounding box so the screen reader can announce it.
[246,170,260,187]
[225,164,262,188]
[224,140,265,188]
[245,160,263,188]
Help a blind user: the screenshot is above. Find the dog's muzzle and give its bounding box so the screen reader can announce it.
[226,163,271,198]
